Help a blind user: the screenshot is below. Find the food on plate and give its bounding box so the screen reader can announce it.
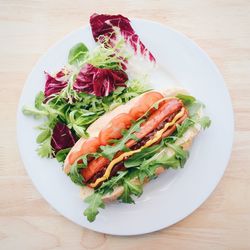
[64,87,211,222]
[22,13,211,223]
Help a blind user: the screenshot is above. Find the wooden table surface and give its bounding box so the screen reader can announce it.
[1,0,250,249]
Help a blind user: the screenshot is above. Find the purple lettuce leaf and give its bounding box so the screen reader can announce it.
[51,122,77,154]
[73,64,128,97]
[90,13,156,63]
[44,70,68,99]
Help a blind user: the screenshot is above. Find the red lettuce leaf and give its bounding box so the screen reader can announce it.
[90,13,156,62]
[44,71,68,99]
[73,64,128,96]
[51,122,77,154]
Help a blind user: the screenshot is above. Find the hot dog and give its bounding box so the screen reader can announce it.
[64,87,208,202]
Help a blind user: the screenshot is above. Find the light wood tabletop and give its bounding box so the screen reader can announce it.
[1,0,250,249]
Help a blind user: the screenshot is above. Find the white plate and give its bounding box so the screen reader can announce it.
[17,19,234,235]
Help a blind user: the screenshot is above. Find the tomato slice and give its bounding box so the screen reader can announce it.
[99,113,133,145]
[84,114,133,182]
[129,91,164,120]
[126,98,183,148]
[81,156,110,182]
[68,137,100,166]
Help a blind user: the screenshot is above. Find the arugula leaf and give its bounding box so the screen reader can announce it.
[176,95,211,131]
[68,151,103,187]
[176,94,196,106]
[149,154,181,170]
[119,180,142,204]
[138,162,158,181]
[176,118,195,138]
[188,101,204,117]
[165,143,189,167]
[198,116,211,129]
[68,163,85,186]
[98,171,128,195]
[100,119,145,160]
[124,143,163,168]
[55,148,71,162]
[127,147,187,185]
[119,181,134,203]
[124,141,189,185]
[83,193,105,222]
[68,42,88,65]
[138,149,178,176]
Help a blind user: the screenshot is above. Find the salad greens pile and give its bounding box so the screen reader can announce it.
[23,39,149,160]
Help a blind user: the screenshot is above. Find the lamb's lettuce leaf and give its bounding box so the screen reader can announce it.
[68,42,88,65]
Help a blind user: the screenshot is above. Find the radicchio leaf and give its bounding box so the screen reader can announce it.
[51,122,77,154]
[73,64,128,97]
[90,13,156,63]
[44,70,68,99]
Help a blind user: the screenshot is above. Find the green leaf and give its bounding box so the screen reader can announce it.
[68,163,85,186]
[176,118,195,138]
[68,42,88,65]
[42,103,65,118]
[153,154,181,169]
[124,143,189,184]
[72,124,88,138]
[81,154,90,166]
[165,143,189,167]
[124,143,163,168]
[22,106,48,119]
[176,94,196,106]
[119,180,142,204]
[138,171,148,183]
[119,182,134,203]
[36,129,51,143]
[35,91,45,110]
[188,102,204,117]
[98,171,128,195]
[127,79,150,94]
[83,193,105,222]
[126,180,143,196]
[152,101,160,110]
[37,138,53,158]
[136,150,183,176]
[122,185,134,203]
[199,116,211,129]
[86,38,129,70]
[100,119,145,160]
[55,148,71,162]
